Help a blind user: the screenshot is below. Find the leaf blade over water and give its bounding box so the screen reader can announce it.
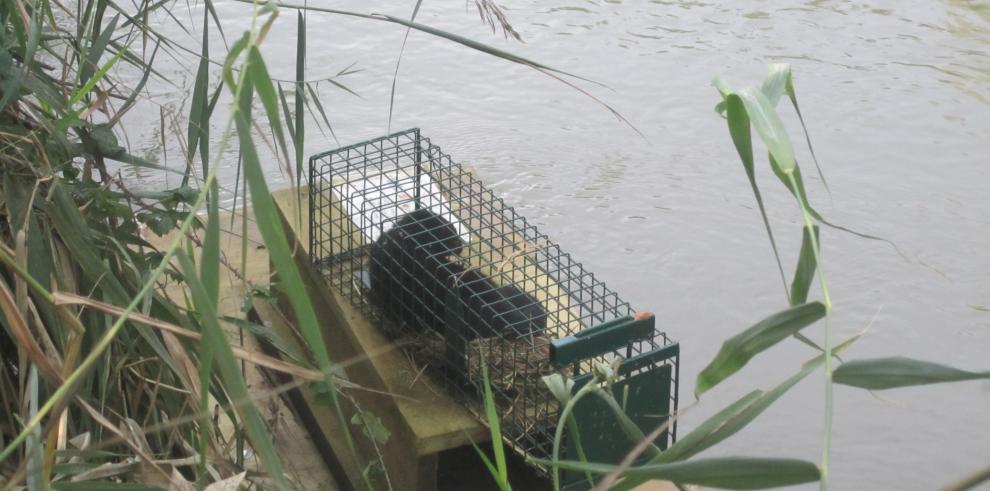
[833,357,990,390]
[537,456,820,490]
[696,302,826,397]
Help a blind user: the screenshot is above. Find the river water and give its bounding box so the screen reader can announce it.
[122,1,990,488]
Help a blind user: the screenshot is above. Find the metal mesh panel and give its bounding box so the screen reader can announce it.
[309,128,678,470]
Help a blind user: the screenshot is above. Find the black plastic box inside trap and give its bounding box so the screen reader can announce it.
[309,128,679,485]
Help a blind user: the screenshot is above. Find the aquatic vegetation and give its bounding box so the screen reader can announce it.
[0,0,605,488]
[514,64,990,491]
[2,0,988,490]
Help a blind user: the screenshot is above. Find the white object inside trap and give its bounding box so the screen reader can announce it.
[331,169,470,245]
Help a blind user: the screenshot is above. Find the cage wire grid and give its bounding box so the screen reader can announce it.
[309,128,678,468]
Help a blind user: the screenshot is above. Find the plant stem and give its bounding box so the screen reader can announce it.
[786,172,833,490]
[551,383,596,491]
[565,413,595,488]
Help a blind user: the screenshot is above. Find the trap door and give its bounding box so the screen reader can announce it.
[561,343,679,490]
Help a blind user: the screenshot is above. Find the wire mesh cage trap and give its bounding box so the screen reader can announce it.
[309,128,679,486]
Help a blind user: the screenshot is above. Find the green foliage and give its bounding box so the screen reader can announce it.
[790,225,820,305]
[2,0,565,487]
[695,301,825,397]
[3,1,985,489]
[833,357,990,390]
[0,0,343,487]
[538,456,821,490]
[530,64,990,491]
[472,355,511,491]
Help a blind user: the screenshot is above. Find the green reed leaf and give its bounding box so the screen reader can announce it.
[479,357,510,490]
[56,39,131,131]
[535,456,819,490]
[187,6,211,181]
[721,89,789,297]
[176,250,286,489]
[202,184,220,306]
[51,482,164,490]
[277,83,295,142]
[223,32,250,88]
[294,10,305,188]
[759,63,790,107]
[613,335,859,491]
[790,225,819,306]
[196,318,215,484]
[203,0,227,44]
[696,302,826,397]
[0,0,43,114]
[761,64,829,193]
[833,357,990,390]
[235,54,329,371]
[195,8,218,307]
[735,86,796,174]
[305,82,338,143]
[386,0,423,133]
[81,15,119,86]
[232,56,362,470]
[246,46,291,177]
[470,439,502,488]
[67,41,127,110]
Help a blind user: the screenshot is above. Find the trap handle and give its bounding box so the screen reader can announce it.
[550,313,655,368]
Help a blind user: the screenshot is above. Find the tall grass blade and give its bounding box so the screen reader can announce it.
[198,8,219,306]
[535,456,820,489]
[0,182,213,466]
[46,185,178,368]
[254,1,594,83]
[327,78,363,99]
[564,414,594,488]
[695,302,825,396]
[222,32,251,87]
[278,83,296,146]
[68,42,126,110]
[386,0,423,133]
[186,6,211,183]
[238,1,644,133]
[57,42,131,130]
[718,87,788,298]
[26,367,42,491]
[833,357,990,390]
[231,52,362,469]
[294,10,305,188]
[203,0,227,44]
[790,225,819,306]
[305,83,339,145]
[246,46,292,177]
[0,0,43,113]
[470,439,503,486]
[718,78,823,353]
[202,185,220,307]
[81,15,120,87]
[196,325,215,486]
[479,357,509,490]
[176,251,287,488]
[592,388,661,458]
